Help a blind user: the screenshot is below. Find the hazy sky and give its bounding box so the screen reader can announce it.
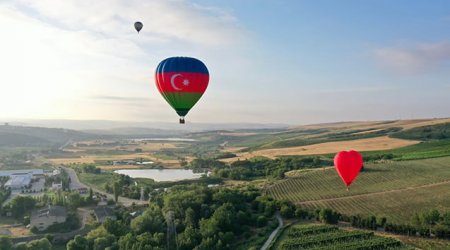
[1,0,449,125]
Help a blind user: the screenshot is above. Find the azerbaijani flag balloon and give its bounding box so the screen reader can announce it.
[155,57,209,124]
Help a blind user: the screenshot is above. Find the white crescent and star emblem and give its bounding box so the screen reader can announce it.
[170,74,190,91]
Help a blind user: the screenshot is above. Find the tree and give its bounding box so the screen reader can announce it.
[184,207,197,228]
[94,235,116,250]
[280,204,294,219]
[118,233,135,250]
[130,205,166,234]
[44,234,54,243]
[113,182,121,202]
[211,203,237,232]
[256,216,267,227]
[87,226,110,240]
[319,208,340,224]
[178,226,200,250]
[9,196,36,219]
[26,238,52,250]
[87,187,94,203]
[67,235,88,250]
[67,192,82,210]
[0,236,12,250]
[421,209,440,235]
[13,243,27,250]
[103,219,127,237]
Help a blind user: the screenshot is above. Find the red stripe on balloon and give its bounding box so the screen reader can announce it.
[155,72,209,93]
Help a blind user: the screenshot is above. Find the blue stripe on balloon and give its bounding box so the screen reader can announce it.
[156,57,209,74]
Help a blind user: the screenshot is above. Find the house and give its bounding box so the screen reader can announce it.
[4,174,32,190]
[51,182,63,190]
[30,206,67,231]
[94,206,116,223]
[52,168,61,176]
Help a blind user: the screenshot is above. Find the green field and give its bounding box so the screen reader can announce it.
[362,139,450,161]
[299,182,450,223]
[272,223,412,250]
[267,157,450,222]
[77,172,114,191]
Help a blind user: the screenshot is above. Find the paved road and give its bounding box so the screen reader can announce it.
[260,212,283,250]
[63,167,147,207]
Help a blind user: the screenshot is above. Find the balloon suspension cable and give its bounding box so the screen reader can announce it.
[179,117,185,124]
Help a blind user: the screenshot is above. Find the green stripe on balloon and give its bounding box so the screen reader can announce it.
[163,92,204,116]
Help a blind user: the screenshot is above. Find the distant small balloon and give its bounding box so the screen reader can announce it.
[134,21,143,33]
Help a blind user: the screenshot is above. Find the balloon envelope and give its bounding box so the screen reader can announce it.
[334,150,363,188]
[134,21,143,33]
[155,57,209,122]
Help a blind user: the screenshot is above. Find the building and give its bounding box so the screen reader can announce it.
[0,169,44,179]
[30,206,67,231]
[94,206,116,223]
[51,168,61,176]
[51,182,63,190]
[4,174,32,190]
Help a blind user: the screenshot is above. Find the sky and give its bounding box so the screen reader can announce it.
[0,0,449,125]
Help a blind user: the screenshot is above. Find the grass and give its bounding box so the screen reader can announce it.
[267,157,450,223]
[78,172,115,191]
[370,139,450,160]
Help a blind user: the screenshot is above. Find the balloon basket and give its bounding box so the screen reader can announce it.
[179,118,185,124]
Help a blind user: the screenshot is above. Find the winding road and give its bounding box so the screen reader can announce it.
[260,212,283,250]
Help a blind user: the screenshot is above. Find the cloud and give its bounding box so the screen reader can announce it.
[374,42,450,73]
[312,86,397,94]
[91,95,150,102]
[0,0,250,122]
[13,0,246,47]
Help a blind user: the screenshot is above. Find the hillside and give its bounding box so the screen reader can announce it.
[210,118,450,161]
[0,125,98,147]
[267,157,450,223]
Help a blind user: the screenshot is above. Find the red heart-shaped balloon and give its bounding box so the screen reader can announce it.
[334,150,363,188]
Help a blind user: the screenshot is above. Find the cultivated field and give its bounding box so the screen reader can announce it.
[272,223,412,250]
[48,140,186,167]
[267,157,450,223]
[223,136,418,161]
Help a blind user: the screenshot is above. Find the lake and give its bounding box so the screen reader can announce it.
[131,138,197,142]
[114,169,205,182]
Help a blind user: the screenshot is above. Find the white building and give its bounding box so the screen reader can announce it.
[0,169,44,178]
[4,174,32,190]
[31,206,67,231]
[52,168,61,176]
[51,182,63,190]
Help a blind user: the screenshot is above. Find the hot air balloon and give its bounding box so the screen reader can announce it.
[155,57,209,124]
[334,150,363,190]
[134,21,143,33]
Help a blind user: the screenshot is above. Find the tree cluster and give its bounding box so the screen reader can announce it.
[191,157,332,180]
[67,185,278,250]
